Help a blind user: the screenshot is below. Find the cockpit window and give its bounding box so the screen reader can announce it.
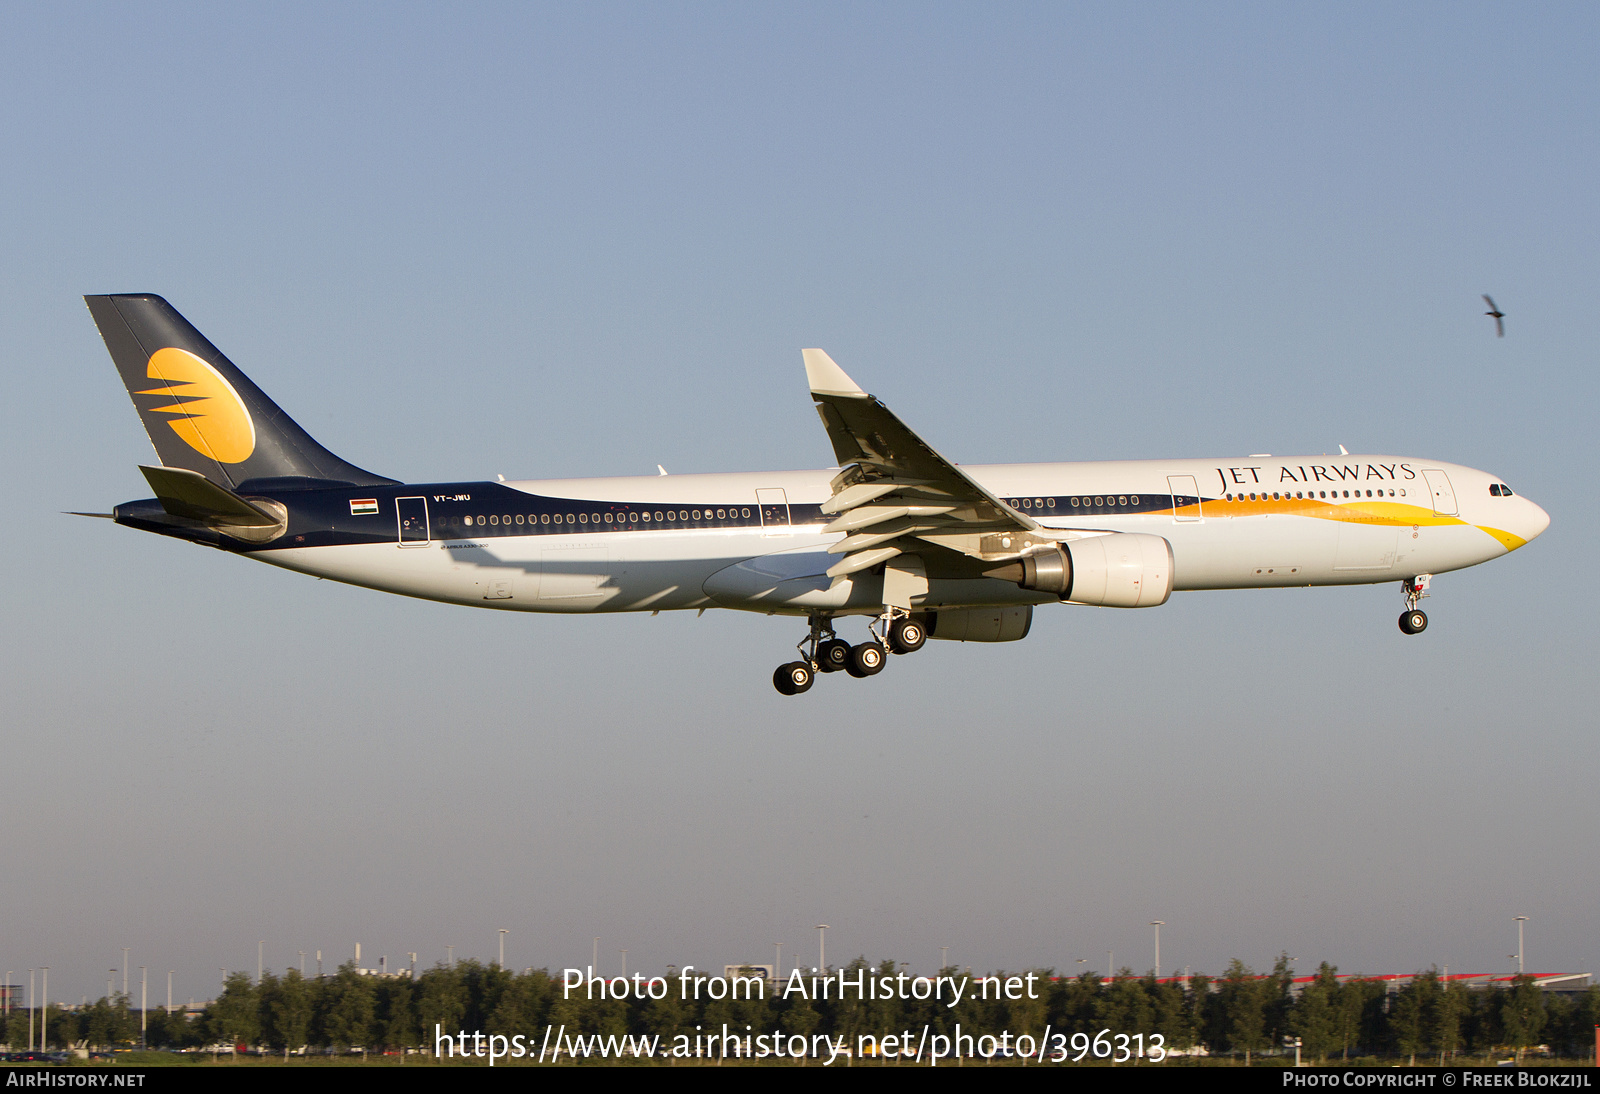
[1490,483,1514,496]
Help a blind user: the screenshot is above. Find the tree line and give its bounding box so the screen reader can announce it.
[7,957,1597,1063]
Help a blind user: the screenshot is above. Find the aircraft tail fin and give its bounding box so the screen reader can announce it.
[85,294,396,490]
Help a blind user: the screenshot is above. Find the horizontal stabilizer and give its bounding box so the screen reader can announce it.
[139,465,282,527]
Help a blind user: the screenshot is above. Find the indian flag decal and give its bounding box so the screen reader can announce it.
[350,499,380,516]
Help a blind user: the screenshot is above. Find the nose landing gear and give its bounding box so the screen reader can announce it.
[1398,575,1431,635]
[772,610,925,694]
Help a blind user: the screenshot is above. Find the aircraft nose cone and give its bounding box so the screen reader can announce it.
[1522,499,1551,542]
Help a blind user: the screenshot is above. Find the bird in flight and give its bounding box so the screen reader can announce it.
[1482,295,1505,337]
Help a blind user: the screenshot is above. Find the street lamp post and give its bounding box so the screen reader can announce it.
[1151,922,1165,979]
[258,942,265,984]
[40,968,48,1052]
[775,943,783,978]
[816,925,829,973]
[122,950,129,999]
[1514,917,1528,975]
[140,968,147,1048]
[499,929,508,969]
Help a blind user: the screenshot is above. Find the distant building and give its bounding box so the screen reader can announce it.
[724,965,776,984]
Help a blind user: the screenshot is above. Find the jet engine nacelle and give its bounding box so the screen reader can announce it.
[989,533,1174,608]
[921,606,1033,642]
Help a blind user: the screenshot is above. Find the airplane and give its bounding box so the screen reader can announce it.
[83,294,1550,695]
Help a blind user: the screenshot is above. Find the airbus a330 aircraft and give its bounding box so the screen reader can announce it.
[85,294,1549,695]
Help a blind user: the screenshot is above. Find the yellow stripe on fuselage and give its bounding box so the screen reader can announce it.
[1475,525,1528,552]
[1190,496,1527,553]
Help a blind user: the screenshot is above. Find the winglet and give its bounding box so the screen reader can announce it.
[803,349,868,399]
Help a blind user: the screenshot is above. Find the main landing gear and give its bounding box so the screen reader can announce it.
[773,610,926,695]
[1398,574,1431,635]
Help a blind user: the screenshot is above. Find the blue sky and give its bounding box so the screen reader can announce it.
[2,3,1595,1003]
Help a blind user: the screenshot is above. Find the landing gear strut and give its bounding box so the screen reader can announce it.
[1399,575,1431,635]
[771,610,924,694]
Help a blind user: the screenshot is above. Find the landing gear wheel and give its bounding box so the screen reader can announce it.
[888,617,927,655]
[773,661,814,695]
[846,641,887,678]
[1399,609,1428,635]
[816,638,851,673]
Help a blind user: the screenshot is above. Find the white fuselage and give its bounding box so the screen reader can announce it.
[245,454,1549,618]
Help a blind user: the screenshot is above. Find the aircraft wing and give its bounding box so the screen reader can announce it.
[804,350,1044,580]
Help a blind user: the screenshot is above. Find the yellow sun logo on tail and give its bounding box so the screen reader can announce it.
[136,347,257,464]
